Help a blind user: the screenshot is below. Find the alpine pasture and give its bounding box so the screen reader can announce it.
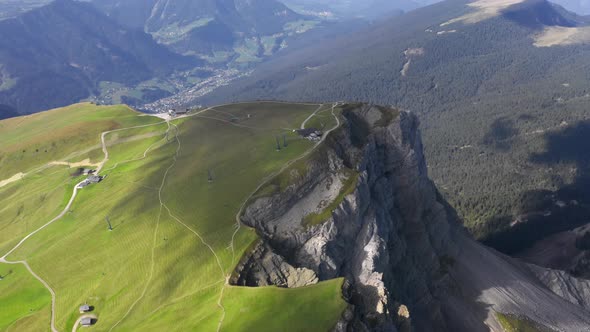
[0,102,347,331]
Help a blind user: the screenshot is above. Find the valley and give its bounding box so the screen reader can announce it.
[0,0,350,117]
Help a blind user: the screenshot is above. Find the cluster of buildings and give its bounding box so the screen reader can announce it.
[166,105,205,117]
[167,108,190,117]
[79,304,95,327]
[296,128,323,142]
[140,68,245,114]
[78,175,103,188]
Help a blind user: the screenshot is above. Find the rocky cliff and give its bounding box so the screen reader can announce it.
[233,104,590,332]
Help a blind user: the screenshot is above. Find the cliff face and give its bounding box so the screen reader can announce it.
[234,104,590,332]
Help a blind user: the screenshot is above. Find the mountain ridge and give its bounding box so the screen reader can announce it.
[92,0,307,57]
[233,103,590,331]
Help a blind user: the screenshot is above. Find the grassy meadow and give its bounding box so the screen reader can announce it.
[0,102,347,331]
[0,263,50,331]
[0,102,161,179]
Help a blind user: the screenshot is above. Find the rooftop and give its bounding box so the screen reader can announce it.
[296,128,322,137]
[88,175,102,183]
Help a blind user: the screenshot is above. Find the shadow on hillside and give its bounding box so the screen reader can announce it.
[502,0,577,29]
[482,117,519,151]
[482,120,590,254]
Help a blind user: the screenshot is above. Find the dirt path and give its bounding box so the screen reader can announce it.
[0,260,58,332]
[160,123,227,332]
[100,134,168,174]
[109,120,227,331]
[301,104,324,130]
[0,123,167,190]
[1,179,84,261]
[192,115,267,131]
[0,103,338,332]
[97,121,168,173]
[0,178,85,332]
[216,276,229,332]
[0,172,25,189]
[107,122,175,332]
[145,280,224,318]
[49,159,100,169]
[0,120,169,332]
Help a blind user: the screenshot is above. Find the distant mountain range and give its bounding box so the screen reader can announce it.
[198,0,590,251]
[0,0,196,116]
[0,0,327,117]
[280,0,442,18]
[551,0,590,14]
[91,0,308,59]
[0,0,48,20]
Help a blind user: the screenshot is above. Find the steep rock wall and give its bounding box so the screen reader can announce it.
[236,105,459,331]
[234,104,590,331]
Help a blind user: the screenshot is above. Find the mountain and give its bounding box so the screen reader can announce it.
[0,0,196,115]
[1,0,312,68]
[91,0,313,66]
[0,0,49,20]
[551,0,590,14]
[0,104,18,120]
[2,102,590,331]
[280,0,442,19]
[197,0,590,252]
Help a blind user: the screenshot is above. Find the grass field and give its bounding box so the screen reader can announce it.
[0,102,347,331]
[303,170,359,227]
[0,103,161,179]
[496,313,546,332]
[0,166,75,255]
[0,264,50,331]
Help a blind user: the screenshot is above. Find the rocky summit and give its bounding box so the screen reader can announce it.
[234,104,590,331]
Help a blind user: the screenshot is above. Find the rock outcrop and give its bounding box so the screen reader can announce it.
[234,104,590,331]
[527,264,590,311]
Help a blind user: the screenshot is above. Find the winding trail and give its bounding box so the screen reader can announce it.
[0,178,86,332]
[0,102,340,332]
[96,121,167,173]
[100,134,169,174]
[107,122,175,332]
[300,104,324,130]
[0,120,170,332]
[0,260,58,332]
[0,180,84,262]
[145,279,224,318]
[159,122,228,332]
[109,120,227,331]
[193,115,267,131]
[0,121,167,190]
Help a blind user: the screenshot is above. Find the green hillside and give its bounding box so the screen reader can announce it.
[0,102,347,331]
